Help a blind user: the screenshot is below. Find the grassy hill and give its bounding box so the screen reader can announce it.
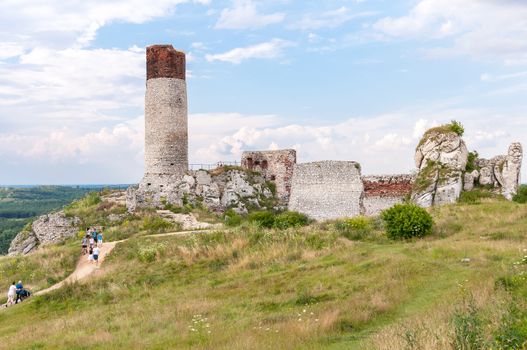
[0,186,106,254]
[0,194,526,349]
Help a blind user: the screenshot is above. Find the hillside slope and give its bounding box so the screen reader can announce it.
[0,196,526,349]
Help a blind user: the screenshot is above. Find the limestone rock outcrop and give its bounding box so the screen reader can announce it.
[127,169,275,214]
[474,143,523,200]
[412,127,468,207]
[8,211,80,255]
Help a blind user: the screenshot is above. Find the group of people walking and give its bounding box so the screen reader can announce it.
[82,227,103,264]
[5,281,30,308]
[4,227,105,309]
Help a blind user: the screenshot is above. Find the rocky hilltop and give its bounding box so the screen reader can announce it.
[8,211,80,255]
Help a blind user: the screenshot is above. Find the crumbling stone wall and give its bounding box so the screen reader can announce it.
[362,174,414,216]
[141,45,188,189]
[288,161,364,220]
[241,150,296,201]
[127,169,275,215]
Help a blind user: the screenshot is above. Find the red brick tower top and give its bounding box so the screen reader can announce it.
[146,45,186,81]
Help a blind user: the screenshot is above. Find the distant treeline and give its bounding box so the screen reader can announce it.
[0,186,114,255]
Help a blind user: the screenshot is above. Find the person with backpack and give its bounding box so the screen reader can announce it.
[93,246,100,265]
[15,281,23,304]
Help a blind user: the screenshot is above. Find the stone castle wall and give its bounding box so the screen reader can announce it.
[362,174,414,216]
[142,45,188,188]
[288,161,364,220]
[241,150,296,201]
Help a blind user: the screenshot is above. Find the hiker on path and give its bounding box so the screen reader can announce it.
[93,246,100,265]
[97,231,103,247]
[89,235,95,250]
[91,229,98,244]
[5,282,16,307]
[15,281,23,303]
[82,235,88,255]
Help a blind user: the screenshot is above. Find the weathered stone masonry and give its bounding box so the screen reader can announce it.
[241,150,296,201]
[362,174,414,216]
[142,45,188,188]
[288,161,364,221]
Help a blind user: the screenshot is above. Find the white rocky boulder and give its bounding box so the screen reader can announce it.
[412,125,468,207]
[8,211,80,255]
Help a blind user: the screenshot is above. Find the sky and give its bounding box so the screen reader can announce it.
[0,0,526,184]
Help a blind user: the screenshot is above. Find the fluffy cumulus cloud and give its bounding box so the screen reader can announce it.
[205,39,294,64]
[372,0,527,65]
[2,107,527,184]
[215,0,285,30]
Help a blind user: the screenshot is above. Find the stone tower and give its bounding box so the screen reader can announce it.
[141,45,188,188]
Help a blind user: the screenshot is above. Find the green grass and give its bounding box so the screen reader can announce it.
[0,198,526,349]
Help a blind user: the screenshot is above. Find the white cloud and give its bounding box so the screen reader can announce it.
[205,39,294,64]
[215,0,285,30]
[2,108,527,183]
[0,0,210,50]
[372,0,527,65]
[293,7,376,30]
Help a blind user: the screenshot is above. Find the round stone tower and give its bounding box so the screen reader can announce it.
[141,45,188,188]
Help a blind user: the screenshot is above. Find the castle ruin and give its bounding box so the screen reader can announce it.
[141,45,188,189]
[241,150,296,201]
[127,44,523,222]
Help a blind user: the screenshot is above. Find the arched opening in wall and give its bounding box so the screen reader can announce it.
[246,158,254,169]
[262,160,269,170]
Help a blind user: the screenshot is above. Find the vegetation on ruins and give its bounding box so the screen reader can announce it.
[465,150,480,173]
[382,204,434,239]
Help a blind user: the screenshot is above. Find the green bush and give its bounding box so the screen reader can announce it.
[335,216,373,241]
[465,151,480,172]
[248,211,275,228]
[138,243,166,263]
[381,204,433,240]
[513,185,527,204]
[451,298,487,350]
[273,211,309,229]
[224,209,243,227]
[450,120,465,136]
[141,216,174,234]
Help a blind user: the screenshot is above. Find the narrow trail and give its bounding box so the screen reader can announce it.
[2,229,211,307]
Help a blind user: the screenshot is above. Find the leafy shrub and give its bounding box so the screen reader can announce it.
[513,185,527,204]
[335,216,373,241]
[273,211,309,229]
[381,204,433,240]
[224,209,243,227]
[450,120,465,136]
[138,243,166,263]
[451,298,486,350]
[465,151,480,172]
[141,216,174,234]
[494,302,527,349]
[248,211,275,228]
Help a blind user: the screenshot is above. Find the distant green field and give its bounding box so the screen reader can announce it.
[0,186,97,254]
